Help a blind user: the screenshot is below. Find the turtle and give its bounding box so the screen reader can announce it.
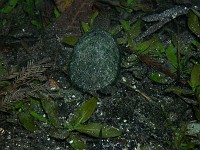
[69,8,120,93]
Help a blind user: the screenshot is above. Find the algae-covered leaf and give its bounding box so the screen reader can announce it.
[1,0,19,13]
[41,96,61,128]
[62,35,78,46]
[75,123,122,138]
[67,135,87,150]
[18,111,38,132]
[188,65,200,90]
[192,40,200,49]
[69,97,97,130]
[188,10,200,38]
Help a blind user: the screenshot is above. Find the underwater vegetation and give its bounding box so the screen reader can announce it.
[1,0,200,149]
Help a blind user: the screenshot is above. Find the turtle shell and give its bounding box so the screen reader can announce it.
[70,29,119,92]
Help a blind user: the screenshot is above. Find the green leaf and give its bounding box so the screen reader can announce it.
[89,11,99,28]
[1,0,19,13]
[54,7,60,18]
[22,0,34,15]
[149,72,170,84]
[62,35,78,46]
[14,102,24,109]
[75,123,102,137]
[129,20,141,39]
[31,20,43,28]
[30,111,47,123]
[135,38,153,51]
[18,111,38,132]
[1,19,7,26]
[81,21,90,33]
[188,10,200,38]
[165,45,177,72]
[193,105,200,121]
[49,128,69,139]
[191,9,200,18]
[76,123,122,138]
[173,124,187,149]
[101,124,122,138]
[195,86,200,102]
[165,87,194,96]
[121,20,131,31]
[109,25,122,36]
[192,40,200,48]
[188,65,200,90]
[69,97,97,130]
[0,64,6,77]
[67,135,87,150]
[41,96,61,128]
[127,0,136,4]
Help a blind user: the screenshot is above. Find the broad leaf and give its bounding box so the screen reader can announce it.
[41,95,61,128]
[188,10,200,38]
[189,65,200,90]
[67,135,87,150]
[76,123,122,138]
[49,128,69,139]
[30,111,47,123]
[62,35,78,46]
[129,20,141,39]
[121,20,131,31]
[69,97,97,130]
[89,11,99,28]
[75,123,102,138]
[81,21,90,33]
[165,45,177,72]
[1,0,19,13]
[135,37,159,52]
[149,72,170,84]
[18,111,38,132]
[165,87,193,96]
